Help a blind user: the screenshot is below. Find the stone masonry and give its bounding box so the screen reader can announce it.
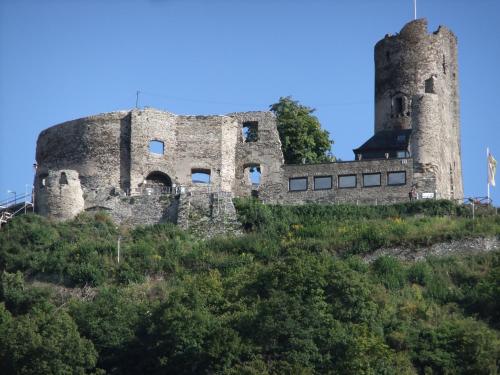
[33,19,464,230]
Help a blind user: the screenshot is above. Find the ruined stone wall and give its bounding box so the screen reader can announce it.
[177,192,241,237]
[128,109,177,191]
[374,19,463,200]
[231,112,284,200]
[273,159,413,205]
[35,112,127,192]
[34,108,281,222]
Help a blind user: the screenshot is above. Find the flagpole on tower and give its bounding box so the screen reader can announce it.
[414,0,417,20]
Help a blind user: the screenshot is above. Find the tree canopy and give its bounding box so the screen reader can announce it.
[1,202,500,374]
[270,96,333,164]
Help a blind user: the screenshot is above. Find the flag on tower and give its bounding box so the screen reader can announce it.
[488,149,497,187]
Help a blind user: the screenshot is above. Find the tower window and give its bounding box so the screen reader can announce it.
[442,55,447,74]
[425,76,436,94]
[60,172,68,185]
[394,97,403,115]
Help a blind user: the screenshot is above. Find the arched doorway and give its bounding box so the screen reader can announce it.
[144,171,172,194]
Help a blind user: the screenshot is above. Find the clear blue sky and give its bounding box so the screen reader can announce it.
[1,0,499,204]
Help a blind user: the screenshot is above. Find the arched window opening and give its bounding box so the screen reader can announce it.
[191,169,211,184]
[392,94,410,117]
[149,140,165,155]
[59,172,68,185]
[144,171,172,194]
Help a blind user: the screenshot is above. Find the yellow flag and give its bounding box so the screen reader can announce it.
[488,151,497,187]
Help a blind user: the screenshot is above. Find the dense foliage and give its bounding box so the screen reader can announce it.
[270,96,333,164]
[0,200,499,374]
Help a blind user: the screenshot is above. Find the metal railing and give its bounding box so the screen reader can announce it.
[0,192,33,209]
[127,184,223,196]
[0,194,34,228]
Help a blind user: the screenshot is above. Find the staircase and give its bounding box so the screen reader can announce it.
[0,193,34,228]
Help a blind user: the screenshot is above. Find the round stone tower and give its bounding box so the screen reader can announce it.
[374,19,463,200]
[35,169,85,220]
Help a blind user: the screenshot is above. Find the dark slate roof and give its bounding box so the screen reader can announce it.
[353,129,412,153]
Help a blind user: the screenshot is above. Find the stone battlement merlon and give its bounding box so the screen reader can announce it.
[376,19,457,49]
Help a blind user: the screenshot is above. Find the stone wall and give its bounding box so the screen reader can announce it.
[177,192,241,237]
[363,237,500,263]
[273,158,414,205]
[231,112,284,200]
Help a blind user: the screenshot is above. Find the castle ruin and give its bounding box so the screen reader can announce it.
[34,19,463,232]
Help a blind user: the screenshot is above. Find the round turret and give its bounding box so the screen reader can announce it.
[35,169,85,220]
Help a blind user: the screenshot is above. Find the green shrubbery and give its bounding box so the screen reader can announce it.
[0,200,499,374]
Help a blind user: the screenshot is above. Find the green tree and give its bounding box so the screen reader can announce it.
[270,96,333,164]
[0,304,99,375]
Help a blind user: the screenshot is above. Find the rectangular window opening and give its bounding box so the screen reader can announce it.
[338,175,356,188]
[149,140,165,155]
[388,171,406,186]
[191,169,211,184]
[425,77,436,94]
[289,177,308,192]
[314,176,332,190]
[242,121,258,143]
[363,173,381,187]
[394,97,403,114]
[59,172,68,185]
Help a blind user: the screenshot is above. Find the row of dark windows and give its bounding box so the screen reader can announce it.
[288,171,407,192]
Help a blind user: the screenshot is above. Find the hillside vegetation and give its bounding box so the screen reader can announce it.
[0,200,499,374]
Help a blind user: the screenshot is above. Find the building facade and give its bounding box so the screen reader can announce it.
[34,19,463,228]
